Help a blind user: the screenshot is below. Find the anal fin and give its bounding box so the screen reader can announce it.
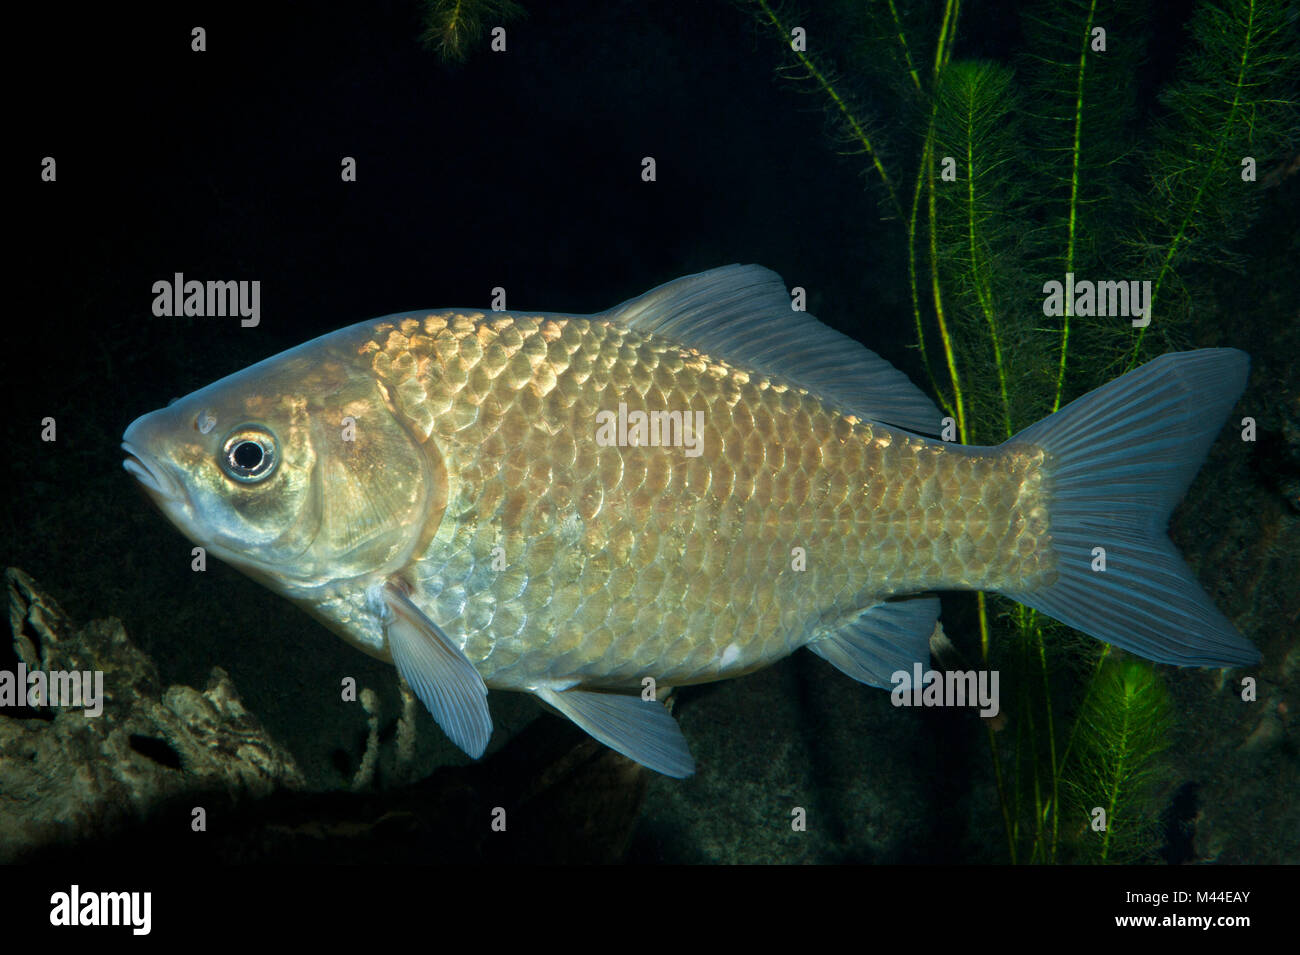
[806,597,940,688]
[536,686,695,778]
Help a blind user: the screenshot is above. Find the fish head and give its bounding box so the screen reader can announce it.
[121,335,444,593]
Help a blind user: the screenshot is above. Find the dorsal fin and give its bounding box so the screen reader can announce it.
[604,265,942,435]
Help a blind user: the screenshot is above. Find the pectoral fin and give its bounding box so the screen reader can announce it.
[536,686,695,778]
[383,580,492,759]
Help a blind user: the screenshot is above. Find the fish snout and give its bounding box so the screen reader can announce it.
[121,415,184,503]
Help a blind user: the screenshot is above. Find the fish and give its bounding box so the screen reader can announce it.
[121,265,1260,777]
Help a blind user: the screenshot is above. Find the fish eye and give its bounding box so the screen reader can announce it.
[219,426,278,483]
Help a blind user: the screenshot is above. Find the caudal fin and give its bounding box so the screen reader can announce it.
[1001,349,1259,668]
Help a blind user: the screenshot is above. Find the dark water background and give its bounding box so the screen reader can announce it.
[5,0,1296,864]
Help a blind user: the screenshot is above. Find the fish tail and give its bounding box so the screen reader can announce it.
[999,348,1259,668]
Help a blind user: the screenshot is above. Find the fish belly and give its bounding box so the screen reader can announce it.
[362,311,1054,691]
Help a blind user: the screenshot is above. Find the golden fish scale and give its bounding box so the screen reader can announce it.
[359,313,1055,690]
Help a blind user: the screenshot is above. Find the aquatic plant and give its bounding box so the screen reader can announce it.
[741,0,1297,862]
[419,0,525,63]
[1060,655,1174,862]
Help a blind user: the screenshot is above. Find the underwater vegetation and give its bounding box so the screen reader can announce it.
[1063,655,1174,863]
[740,0,1297,862]
[418,0,526,63]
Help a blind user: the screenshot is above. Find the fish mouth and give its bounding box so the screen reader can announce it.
[121,442,182,503]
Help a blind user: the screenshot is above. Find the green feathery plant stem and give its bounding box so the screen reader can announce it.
[1053,0,1098,412]
[926,0,965,443]
[884,0,923,92]
[915,0,967,443]
[1128,0,1291,368]
[1065,658,1174,862]
[751,0,905,221]
[419,0,524,63]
